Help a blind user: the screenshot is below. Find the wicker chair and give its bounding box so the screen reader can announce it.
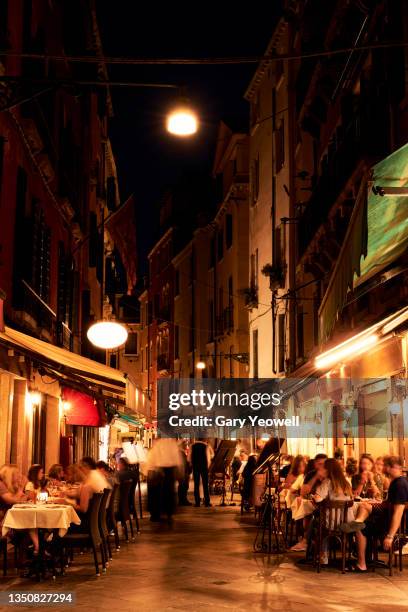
[59,493,104,576]
[98,488,112,565]
[314,499,354,573]
[116,480,134,542]
[107,483,120,551]
[128,479,140,534]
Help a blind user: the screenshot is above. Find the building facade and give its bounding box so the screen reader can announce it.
[245,16,293,379]
[247,0,408,459]
[0,0,135,471]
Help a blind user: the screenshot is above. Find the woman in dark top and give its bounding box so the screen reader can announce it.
[352,454,380,499]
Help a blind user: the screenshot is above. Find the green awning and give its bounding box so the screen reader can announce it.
[356,143,408,285]
[115,412,142,427]
[319,143,408,342]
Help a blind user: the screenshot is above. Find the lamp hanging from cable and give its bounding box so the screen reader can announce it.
[166,88,198,136]
[87,319,128,350]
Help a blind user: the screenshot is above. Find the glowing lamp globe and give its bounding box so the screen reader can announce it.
[166,107,198,136]
[87,321,128,350]
[196,361,206,370]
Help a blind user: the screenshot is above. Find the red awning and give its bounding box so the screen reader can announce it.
[62,388,106,427]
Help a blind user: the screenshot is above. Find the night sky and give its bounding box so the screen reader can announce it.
[96,4,281,271]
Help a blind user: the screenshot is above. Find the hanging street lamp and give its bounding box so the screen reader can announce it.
[87,320,128,350]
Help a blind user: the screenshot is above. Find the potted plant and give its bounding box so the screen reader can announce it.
[241,286,258,310]
[261,263,285,290]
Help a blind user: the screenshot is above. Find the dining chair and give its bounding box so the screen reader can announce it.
[314,499,354,573]
[98,488,112,565]
[107,483,120,551]
[390,509,408,575]
[0,535,7,576]
[136,464,143,519]
[116,480,134,542]
[59,493,104,576]
[128,479,140,534]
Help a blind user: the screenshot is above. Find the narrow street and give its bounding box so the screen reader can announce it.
[2,500,408,612]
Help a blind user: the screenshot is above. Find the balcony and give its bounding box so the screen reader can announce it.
[13,280,73,348]
[298,93,390,257]
[242,286,258,311]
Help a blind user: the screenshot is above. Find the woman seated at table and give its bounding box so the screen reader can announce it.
[373,456,390,498]
[282,455,306,491]
[0,465,27,524]
[24,464,47,501]
[312,458,355,564]
[47,464,65,486]
[285,457,308,509]
[352,454,380,499]
[63,464,93,532]
[0,464,40,554]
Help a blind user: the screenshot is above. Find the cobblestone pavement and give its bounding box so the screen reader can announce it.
[1,500,408,611]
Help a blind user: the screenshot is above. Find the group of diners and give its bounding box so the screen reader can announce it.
[0,456,137,562]
[278,451,408,570]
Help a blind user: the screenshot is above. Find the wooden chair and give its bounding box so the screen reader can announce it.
[315,499,354,573]
[390,509,408,575]
[116,480,134,542]
[366,508,407,575]
[59,493,104,576]
[0,536,7,576]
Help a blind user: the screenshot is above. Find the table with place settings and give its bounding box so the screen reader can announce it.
[2,503,81,537]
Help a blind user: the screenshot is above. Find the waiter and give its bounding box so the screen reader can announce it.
[189,438,214,507]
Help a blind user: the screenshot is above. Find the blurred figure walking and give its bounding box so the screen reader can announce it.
[146,438,183,523]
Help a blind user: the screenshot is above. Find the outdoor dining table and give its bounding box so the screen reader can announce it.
[2,503,81,537]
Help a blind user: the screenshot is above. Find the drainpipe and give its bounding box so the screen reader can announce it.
[213,232,217,377]
[287,24,297,372]
[191,245,196,374]
[0,289,6,332]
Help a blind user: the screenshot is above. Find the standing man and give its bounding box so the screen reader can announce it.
[190,438,214,507]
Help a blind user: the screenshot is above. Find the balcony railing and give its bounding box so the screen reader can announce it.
[14,280,73,349]
[298,93,390,257]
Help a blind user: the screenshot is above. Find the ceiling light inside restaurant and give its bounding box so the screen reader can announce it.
[196,361,206,370]
[87,320,128,350]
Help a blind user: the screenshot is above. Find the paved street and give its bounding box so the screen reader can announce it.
[2,500,408,612]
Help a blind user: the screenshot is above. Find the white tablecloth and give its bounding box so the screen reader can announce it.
[1,504,81,537]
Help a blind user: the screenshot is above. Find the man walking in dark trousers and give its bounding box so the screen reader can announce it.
[190,438,213,507]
